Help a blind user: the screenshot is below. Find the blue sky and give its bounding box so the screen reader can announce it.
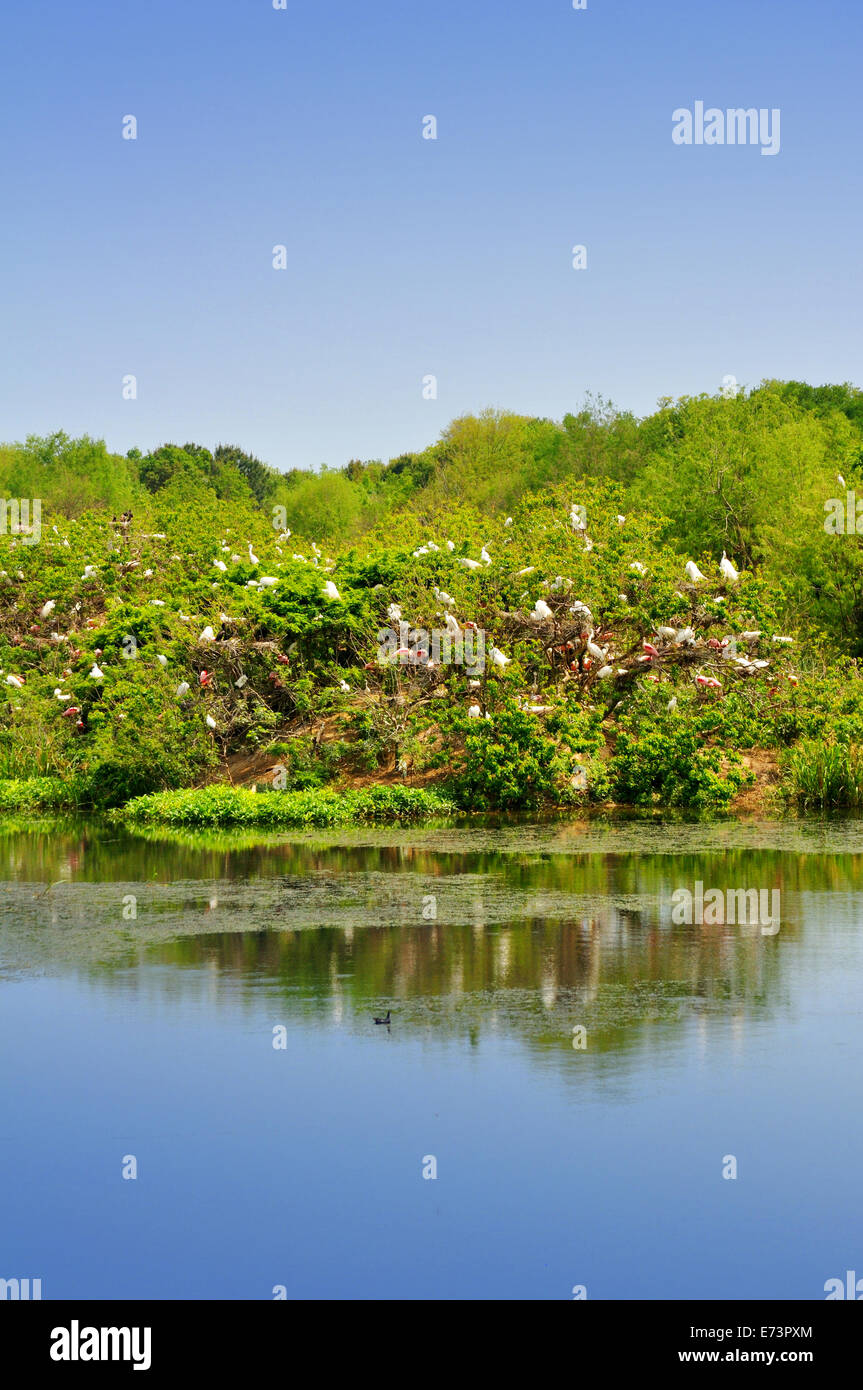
[0,0,860,473]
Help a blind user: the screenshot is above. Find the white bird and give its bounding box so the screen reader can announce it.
[741,630,762,643]
[445,613,461,637]
[248,543,259,564]
[40,600,56,618]
[596,665,614,679]
[480,546,491,565]
[206,714,217,730]
[531,599,553,621]
[156,654,168,666]
[89,663,104,681]
[838,473,847,490]
[517,567,535,577]
[685,561,706,583]
[617,515,626,526]
[339,680,350,693]
[213,559,227,572]
[629,561,646,575]
[504,517,513,527]
[437,590,454,607]
[82,565,98,579]
[323,581,341,601]
[771,635,793,645]
[426,541,439,552]
[234,674,248,689]
[720,551,739,584]
[468,704,482,718]
[674,627,695,645]
[258,576,279,587]
[667,696,678,711]
[656,626,676,641]
[490,647,510,668]
[569,601,593,623]
[199,626,215,643]
[460,558,481,571]
[587,637,606,661]
[570,507,586,532]
[387,604,402,623]
[150,599,165,606]
[5,674,24,688]
[176,682,190,698]
[446,541,455,552]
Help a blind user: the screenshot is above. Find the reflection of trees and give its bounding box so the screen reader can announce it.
[6,818,861,1069]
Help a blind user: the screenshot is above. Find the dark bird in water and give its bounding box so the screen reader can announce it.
[374,1010,391,1025]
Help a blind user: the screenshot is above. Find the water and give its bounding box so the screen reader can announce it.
[1,816,862,1300]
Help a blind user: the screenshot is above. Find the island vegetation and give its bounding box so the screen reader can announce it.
[2,379,863,822]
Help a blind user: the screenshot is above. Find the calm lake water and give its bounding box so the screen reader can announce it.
[1,815,862,1300]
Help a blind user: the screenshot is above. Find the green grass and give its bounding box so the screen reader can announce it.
[0,777,80,813]
[118,782,458,827]
[784,740,863,808]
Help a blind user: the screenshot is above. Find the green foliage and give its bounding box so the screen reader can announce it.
[121,783,456,827]
[610,721,751,809]
[784,740,863,808]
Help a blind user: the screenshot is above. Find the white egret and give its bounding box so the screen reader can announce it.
[719,551,739,584]
[323,581,341,601]
[685,561,706,583]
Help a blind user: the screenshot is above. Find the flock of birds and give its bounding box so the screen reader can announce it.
[1,505,795,744]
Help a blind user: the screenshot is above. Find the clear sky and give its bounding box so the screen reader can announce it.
[0,0,860,473]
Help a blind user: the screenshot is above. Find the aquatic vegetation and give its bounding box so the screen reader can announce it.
[120,783,457,827]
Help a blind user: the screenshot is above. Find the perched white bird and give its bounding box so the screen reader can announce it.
[176,682,190,698]
[82,565,98,579]
[596,665,614,679]
[587,637,606,661]
[685,561,706,583]
[771,635,793,645]
[467,704,482,718]
[504,517,513,527]
[156,654,168,666]
[387,603,402,622]
[674,627,695,645]
[258,576,279,587]
[206,714,217,730]
[531,599,553,621]
[213,559,227,572]
[323,581,341,601]
[150,599,166,607]
[838,473,847,490]
[569,601,593,623]
[446,541,455,552]
[490,647,510,668]
[40,600,56,618]
[629,561,646,575]
[656,626,676,641]
[617,515,626,526]
[339,680,350,693]
[740,630,762,643]
[426,541,440,552]
[667,696,678,711]
[248,543,259,564]
[460,558,481,571]
[719,551,739,584]
[5,674,24,688]
[480,546,491,565]
[445,613,461,637]
[89,663,104,681]
[198,626,215,643]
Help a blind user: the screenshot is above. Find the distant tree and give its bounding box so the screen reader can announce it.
[214,444,275,503]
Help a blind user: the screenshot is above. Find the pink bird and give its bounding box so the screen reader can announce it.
[696,674,722,690]
[643,642,659,657]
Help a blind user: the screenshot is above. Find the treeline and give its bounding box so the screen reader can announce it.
[3,379,862,649]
